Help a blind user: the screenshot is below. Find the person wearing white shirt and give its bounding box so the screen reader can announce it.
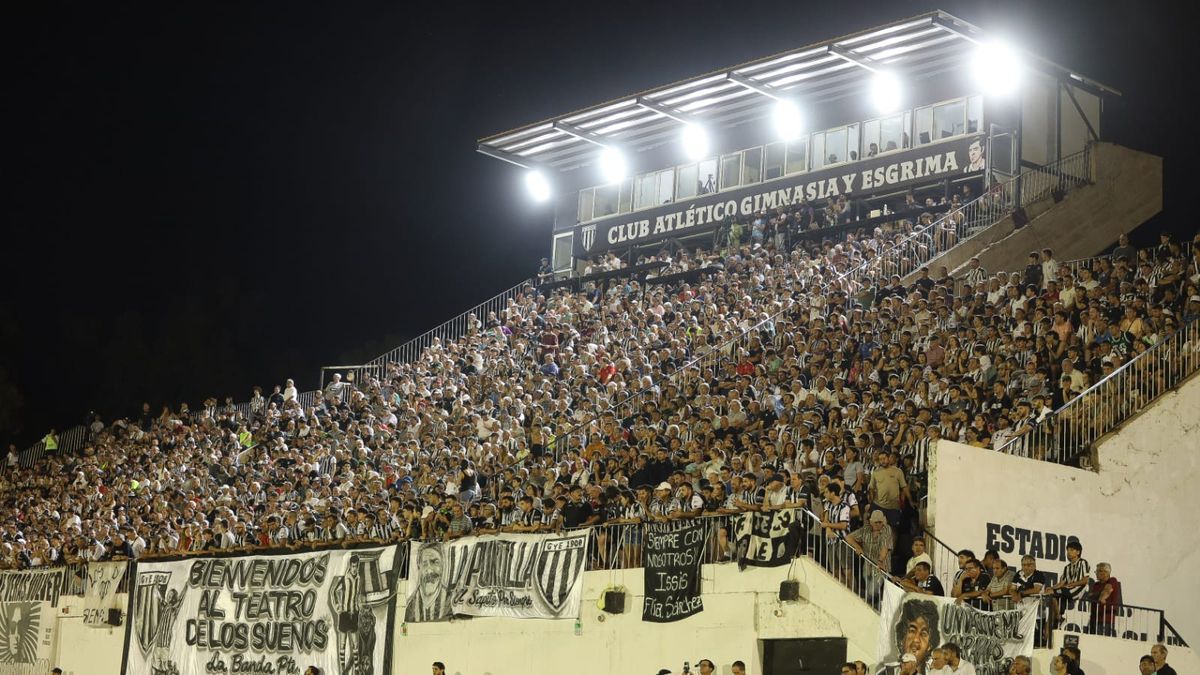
[283,378,298,402]
[942,643,976,675]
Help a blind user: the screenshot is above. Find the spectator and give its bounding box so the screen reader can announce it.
[1048,541,1091,632]
[1087,562,1121,636]
[1151,644,1176,675]
[940,643,975,675]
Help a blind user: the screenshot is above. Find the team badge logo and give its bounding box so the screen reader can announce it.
[534,534,587,615]
[135,571,185,654]
[581,224,596,252]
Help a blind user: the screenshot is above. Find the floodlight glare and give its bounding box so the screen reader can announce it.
[599,147,627,183]
[869,71,902,113]
[681,123,710,161]
[525,170,551,203]
[972,41,1022,97]
[772,100,804,141]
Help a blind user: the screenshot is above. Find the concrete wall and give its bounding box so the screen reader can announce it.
[44,559,881,675]
[929,375,1200,644]
[915,142,1161,281]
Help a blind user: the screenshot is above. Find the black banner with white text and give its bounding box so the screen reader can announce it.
[574,135,984,257]
[642,520,705,622]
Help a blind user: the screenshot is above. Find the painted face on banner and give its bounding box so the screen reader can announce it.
[419,546,445,598]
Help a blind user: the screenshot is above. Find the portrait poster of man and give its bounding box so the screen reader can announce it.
[405,531,589,621]
[875,584,1037,673]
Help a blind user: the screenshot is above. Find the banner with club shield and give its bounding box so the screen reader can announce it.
[122,545,400,675]
[405,530,589,621]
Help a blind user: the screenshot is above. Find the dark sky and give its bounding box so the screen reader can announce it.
[1,1,1182,446]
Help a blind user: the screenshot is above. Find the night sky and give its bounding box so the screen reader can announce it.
[2,1,1182,447]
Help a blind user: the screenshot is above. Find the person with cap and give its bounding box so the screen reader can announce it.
[846,510,893,594]
[899,653,920,674]
[648,483,680,521]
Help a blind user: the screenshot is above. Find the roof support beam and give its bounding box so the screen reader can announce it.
[930,15,983,45]
[475,144,551,172]
[552,120,611,147]
[827,45,882,73]
[725,72,788,101]
[634,96,702,126]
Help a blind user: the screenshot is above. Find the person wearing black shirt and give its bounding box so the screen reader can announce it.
[896,561,944,596]
[560,486,596,529]
[1151,644,1177,675]
[954,558,991,609]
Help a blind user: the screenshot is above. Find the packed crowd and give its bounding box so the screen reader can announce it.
[1,186,1197,578]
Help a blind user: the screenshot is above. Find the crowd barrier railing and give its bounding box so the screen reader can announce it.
[8,510,1187,648]
[995,314,1200,466]
[321,277,534,389]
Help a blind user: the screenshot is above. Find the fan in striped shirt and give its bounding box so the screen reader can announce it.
[1048,540,1091,629]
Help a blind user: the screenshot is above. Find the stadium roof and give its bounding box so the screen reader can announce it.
[477,10,1120,173]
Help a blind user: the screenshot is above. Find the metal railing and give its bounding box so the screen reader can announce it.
[1049,596,1189,646]
[996,315,1200,466]
[321,277,534,388]
[585,507,893,610]
[17,425,88,468]
[1015,147,1093,210]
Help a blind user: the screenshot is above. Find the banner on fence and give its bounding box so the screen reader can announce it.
[123,546,399,675]
[84,562,129,628]
[405,530,589,622]
[876,584,1037,674]
[0,567,66,672]
[642,520,705,622]
[733,508,805,568]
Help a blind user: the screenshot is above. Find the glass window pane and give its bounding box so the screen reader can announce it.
[880,114,904,153]
[578,188,594,222]
[934,100,966,139]
[811,133,826,170]
[696,159,718,195]
[786,139,807,175]
[847,124,859,162]
[967,95,983,134]
[824,128,846,165]
[593,184,619,218]
[657,169,675,205]
[635,173,657,210]
[552,235,573,272]
[618,178,633,214]
[677,163,698,200]
[720,153,741,190]
[742,147,763,184]
[764,142,786,180]
[915,106,933,145]
[863,120,880,157]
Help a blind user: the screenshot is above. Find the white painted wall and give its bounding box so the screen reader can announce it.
[44,561,882,675]
[51,594,129,675]
[395,557,880,675]
[929,375,1200,643]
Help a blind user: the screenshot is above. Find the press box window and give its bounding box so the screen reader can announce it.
[785,138,808,175]
[915,96,978,146]
[742,146,763,185]
[862,111,911,157]
[763,142,786,180]
[593,183,620,218]
[810,123,858,170]
[578,188,595,222]
[634,168,676,210]
[719,152,742,190]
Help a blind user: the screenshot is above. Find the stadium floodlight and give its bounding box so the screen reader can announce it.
[681,123,710,161]
[869,71,903,114]
[972,40,1023,97]
[599,147,627,183]
[525,170,551,203]
[772,100,804,141]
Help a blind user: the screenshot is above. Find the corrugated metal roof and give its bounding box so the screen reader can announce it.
[477,10,1118,173]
